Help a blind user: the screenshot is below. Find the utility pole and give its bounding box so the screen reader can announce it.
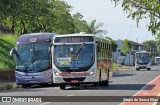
[136,38,138,43]
[129,23,131,66]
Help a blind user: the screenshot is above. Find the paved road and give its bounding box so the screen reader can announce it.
[1,66,160,105]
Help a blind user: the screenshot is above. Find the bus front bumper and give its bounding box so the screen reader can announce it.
[53,74,97,84]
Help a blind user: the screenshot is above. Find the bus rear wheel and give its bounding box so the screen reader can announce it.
[147,68,151,70]
[104,70,109,86]
[136,68,140,71]
[60,84,66,90]
[93,82,98,87]
[22,84,30,88]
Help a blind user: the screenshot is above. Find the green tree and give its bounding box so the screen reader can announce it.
[72,12,87,33]
[84,19,106,35]
[113,0,160,35]
[0,0,75,35]
[0,0,22,33]
[105,36,118,52]
[142,40,157,52]
[156,33,160,54]
[121,39,132,55]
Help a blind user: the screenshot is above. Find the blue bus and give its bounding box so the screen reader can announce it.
[10,33,57,88]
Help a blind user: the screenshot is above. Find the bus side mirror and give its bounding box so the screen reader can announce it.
[48,47,51,53]
[48,43,53,53]
[10,48,15,59]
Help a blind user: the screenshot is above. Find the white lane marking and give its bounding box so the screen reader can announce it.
[39,102,51,105]
[67,94,74,96]
[83,90,88,92]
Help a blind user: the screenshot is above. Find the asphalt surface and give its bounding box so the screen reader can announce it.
[1,66,160,105]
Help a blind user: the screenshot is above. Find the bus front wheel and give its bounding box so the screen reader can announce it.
[60,84,66,90]
[22,84,30,88]
[147,68,151,70]
[103,70,109,86]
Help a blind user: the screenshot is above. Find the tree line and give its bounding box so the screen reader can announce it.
[0,0,106,36]
[112,0,160,58]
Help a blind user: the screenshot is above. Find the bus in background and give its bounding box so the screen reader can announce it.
[155,57,160,66]
[10,33,57,88]
[52,33,112,89]
[135,51,151,71]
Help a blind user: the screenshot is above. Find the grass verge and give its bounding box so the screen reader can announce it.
[0,33,17,70]
[0,82,17,90]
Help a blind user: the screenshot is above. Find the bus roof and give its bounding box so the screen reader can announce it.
[17,33,57,44]
[155,57,160,58]
[135,51,150,54]
[54,33,111,43]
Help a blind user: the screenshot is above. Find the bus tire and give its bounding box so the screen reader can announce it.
[136,68,140,71]
[99,69,103,87]
[93,82,98,87]
[60,84,66,90]
[105,80,109,86]
[104,70,109,86]
[22,85,29,88]
[99,81,103,87]
[147,68,151,70]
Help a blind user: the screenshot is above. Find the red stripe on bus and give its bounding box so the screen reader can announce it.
[59,72,90,77]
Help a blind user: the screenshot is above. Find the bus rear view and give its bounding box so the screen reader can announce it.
[135,51,151,70]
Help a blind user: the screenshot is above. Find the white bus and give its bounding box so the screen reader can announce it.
[155,57,160,65]
[51,33,112,89]
[135,51,151,70]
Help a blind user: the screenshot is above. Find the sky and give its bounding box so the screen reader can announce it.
[64,0,156,43]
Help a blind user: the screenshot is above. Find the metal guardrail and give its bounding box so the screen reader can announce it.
[0,70,15,82]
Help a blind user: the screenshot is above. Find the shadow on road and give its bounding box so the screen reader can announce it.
[65,84,155,91]
[102,84,155,90]
[113,73,136,77]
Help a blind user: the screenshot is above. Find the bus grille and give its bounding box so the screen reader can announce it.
[63,77,86,82]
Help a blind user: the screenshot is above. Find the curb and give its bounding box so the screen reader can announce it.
[0,82,17,91]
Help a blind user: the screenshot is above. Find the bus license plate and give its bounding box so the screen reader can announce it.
[70,80,79,83]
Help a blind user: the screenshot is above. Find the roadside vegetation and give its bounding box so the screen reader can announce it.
[0,32,17,70]
[112,63,131,72]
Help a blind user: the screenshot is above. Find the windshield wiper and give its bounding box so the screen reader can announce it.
[74,43,85,59]
[30,44,43,71]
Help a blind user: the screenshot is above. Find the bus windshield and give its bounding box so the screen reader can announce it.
[16,44,50,71]
[136,53,150,64]
[54,44,94,72]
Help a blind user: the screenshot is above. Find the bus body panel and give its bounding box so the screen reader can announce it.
[52,33,112,87]
[15,69,53,85]
[155,57,160,66]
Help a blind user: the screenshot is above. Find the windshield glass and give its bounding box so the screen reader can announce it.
[54,44,94,71]
[16,44,50,71]
[136,53,150,64]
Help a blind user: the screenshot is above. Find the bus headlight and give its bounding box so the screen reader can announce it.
[53,69,60,76]
[89,71,94,75]
[55,72,60,76]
